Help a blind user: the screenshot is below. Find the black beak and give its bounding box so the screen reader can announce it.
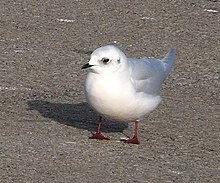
[81,63,93,69]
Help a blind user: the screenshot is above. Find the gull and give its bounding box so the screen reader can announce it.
[82,45,176,144]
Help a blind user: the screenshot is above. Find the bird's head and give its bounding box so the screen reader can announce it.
[81,45,127,74]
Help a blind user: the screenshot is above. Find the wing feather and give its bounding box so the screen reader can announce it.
[128,49,176,95]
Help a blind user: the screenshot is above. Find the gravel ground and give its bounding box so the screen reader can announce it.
[1,0,219,182]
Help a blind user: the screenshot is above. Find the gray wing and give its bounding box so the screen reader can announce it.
[128,48,176,95]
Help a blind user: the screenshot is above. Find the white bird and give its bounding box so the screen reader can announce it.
[82,45,176,144]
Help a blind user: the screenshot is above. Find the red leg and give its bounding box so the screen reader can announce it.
[121,120,140,144]
[89,116,110,140]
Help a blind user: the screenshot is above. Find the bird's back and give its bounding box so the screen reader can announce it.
[128,48,176,95]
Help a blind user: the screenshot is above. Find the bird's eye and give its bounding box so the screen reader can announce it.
[102,58,110,64]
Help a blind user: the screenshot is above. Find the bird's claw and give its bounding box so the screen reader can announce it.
[120,135,140,144]
[89,132,110,140]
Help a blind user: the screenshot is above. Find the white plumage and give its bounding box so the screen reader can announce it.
[82,45,176,143]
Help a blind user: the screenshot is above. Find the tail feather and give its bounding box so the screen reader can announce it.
[162,48,176,76]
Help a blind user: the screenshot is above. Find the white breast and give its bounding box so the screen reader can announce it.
[85,72,161,122]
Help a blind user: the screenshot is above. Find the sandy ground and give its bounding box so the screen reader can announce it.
[1,0,220,182]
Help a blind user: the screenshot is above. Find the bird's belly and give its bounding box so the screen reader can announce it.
[86,84,161,122]
[87,92,135,121]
